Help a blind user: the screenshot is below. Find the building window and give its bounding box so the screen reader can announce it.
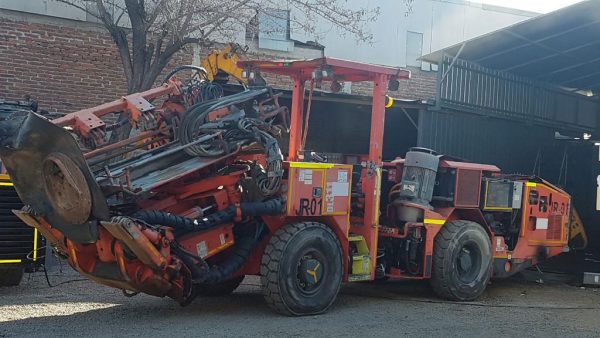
[406,31,423,67]
[259,9,290,40]
[246,9,294,52]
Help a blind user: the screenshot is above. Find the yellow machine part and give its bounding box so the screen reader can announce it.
[569,208,588,250]
[202,43,247,84]
[348,234,371,281]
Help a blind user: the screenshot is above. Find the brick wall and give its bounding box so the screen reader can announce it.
[0,10,439,114]
[350,66,438,101]
[242,64,438,101]
[0,12,193,113]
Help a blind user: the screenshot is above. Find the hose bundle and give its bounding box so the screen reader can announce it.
[177,88,283,196]
[178,89,268,157]
[133,199,283,284]
[133,199,283,236]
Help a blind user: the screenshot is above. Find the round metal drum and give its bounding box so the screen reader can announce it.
[42,152,92,225]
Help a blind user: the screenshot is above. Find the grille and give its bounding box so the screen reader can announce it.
[455,169,481,207]
[547,215,563,240]
[0,185,38,262]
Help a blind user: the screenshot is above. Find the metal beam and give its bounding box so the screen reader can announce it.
[441,43,466,83]
[539,55,600,78]
[502,40,600,72]
[560,69,600,86]
[504,30,589,65]
[400,107,418,130]
[475,18,600,63]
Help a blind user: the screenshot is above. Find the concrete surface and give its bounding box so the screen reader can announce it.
[1,269,600,338]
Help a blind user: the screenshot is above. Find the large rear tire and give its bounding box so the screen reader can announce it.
[261,222,343,316]
[431,220,492,301]
[0,266,24,287]
[196,276,245,297]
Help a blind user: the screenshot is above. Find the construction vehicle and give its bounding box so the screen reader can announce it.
[0,99,44,286]
[0,57,574,314]
[0,45,247,287]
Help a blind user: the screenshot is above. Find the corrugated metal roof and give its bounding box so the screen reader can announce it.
[422,0,600,94]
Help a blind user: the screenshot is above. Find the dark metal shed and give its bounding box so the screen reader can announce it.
[422,0,600,95]
[419,0,600,243]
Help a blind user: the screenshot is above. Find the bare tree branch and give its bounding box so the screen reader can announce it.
[60,0,396,93]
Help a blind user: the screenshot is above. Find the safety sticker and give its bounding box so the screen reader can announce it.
[329,182,349,197]
[535,218,549,230]
[338,170,348,183]
[197,241,208,258]
[299,169,313,185]
[496,237,505,252]
[325,183,335,213]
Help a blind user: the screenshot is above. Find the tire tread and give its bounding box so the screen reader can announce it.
[430,220,491,301]
[260,222,341,316]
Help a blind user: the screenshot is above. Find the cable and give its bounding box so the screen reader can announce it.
[300,79,315,152]
[178,88,269,157]
[177,88,283,195]
[25,246,87,287]
[163,65,208,84]
[42,264,87,287]
[199,82,224,102]
[344,290,600,310]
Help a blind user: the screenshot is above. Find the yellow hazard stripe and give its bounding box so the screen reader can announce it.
[424,218,445,225]
[0,182,14,187]
[0,259,22,264]
[289,162,336,169]
[33,228,38,261]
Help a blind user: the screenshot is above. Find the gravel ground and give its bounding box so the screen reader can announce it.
[1,268,600,338]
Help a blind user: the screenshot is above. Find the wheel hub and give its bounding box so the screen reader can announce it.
[458,248,473,272]
[298,257,323,290]
[456,243,482,283]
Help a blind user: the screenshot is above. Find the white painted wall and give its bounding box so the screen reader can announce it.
[0,0,536,69]
[291,0,537,69]
[0,0,86,20]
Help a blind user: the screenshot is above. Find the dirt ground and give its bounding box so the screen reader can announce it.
[1,268,600,338]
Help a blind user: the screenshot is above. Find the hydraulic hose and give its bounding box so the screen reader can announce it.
[200,233,256,284]
[134,200,281,284]
[163,65,208,84]
[133,199,283,236]
[178,88,269,157]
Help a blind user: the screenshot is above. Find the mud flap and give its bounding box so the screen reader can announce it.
[0,113,109,243]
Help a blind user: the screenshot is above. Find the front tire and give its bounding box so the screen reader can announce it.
[261,222,343,316]
[196,276,245,297]
[0,266,24,287]
[431,220,492,301]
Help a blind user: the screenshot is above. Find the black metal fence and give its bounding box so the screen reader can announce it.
[438,54,598,131]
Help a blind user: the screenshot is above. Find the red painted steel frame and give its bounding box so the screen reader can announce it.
[241,57,411,279]
[362,73,388,278]
[240,57,410,162]
[52,81,181,127]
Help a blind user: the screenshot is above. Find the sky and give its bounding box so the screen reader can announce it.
[475,0,584,13]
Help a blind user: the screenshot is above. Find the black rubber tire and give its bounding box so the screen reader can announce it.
[0,266,24,287]
[261,222,343,316]
[195,276,245,296]
[431,220,492,301]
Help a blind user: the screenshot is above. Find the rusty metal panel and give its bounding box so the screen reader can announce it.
[454,169,481,208]
[547,214,563,241]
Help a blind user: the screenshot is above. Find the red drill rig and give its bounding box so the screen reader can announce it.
[0,58,572,315]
